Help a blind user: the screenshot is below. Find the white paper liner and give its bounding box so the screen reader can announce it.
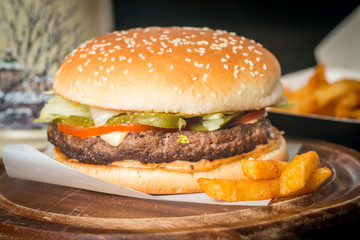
[2,142,302,206]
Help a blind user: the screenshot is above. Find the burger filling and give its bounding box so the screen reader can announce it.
[47,118,273,165]
[37,95,276,165]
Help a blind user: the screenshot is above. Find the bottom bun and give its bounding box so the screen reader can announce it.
[53,133,288,194]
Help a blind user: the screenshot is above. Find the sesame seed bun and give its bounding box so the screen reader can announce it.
[53,27,283,114]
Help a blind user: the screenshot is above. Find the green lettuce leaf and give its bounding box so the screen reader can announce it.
[189,112,240,131]
[271,96,294,109]
[35,95,91,123]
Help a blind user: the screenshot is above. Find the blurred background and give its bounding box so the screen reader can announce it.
[0,0,359,149]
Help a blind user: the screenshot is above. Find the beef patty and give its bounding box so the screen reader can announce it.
[48,118,274,165]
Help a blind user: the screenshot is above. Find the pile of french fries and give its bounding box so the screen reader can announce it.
[278,64,360,120]
[198,151,332,202]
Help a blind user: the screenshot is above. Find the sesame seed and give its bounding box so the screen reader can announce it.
[256,57,261,62]
[128,58,132,63]
[149,68,154,72]
[221,58,227,62]
[124,69,128,75]
[263,64,267,70]
[242,52,249,56]
[110,84,115,89]
[174,86,178,91]
[206,64,211,69]
[170,64,174,70]
[203,73,208,80]
[211,92,216,98]
[148,62,152,67]
[94,71,99,76]
[224,64,229,70]
[225,54,230,59]
[197,93,202,98]
[193,77,198,81]
[75,81,79,87]
[99,66,103,70]
[185,58,191,62]
[248,45,255,51]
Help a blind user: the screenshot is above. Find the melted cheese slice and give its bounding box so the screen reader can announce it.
[100,132,129,146]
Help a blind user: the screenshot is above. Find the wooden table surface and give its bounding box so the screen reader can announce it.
[1,137,360,239]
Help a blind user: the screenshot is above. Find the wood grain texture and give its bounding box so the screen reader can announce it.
[1,137,360,239]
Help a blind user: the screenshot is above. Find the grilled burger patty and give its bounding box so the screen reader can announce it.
[48,118,273,165]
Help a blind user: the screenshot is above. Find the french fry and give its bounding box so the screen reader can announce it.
[198,151,332,202]
[276,64,360,120]
[280,151,320,195]
[334,90,360,118]
[350,109,360,120]
[197,178,280,202]
[285,64,328,114]
[313,80,360,108]
[292,64,327,100]
[281,167,332,197]
[241,159,289,180]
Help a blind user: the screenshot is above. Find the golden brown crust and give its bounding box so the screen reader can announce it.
[53,134,288,194]
[53,27,283,114]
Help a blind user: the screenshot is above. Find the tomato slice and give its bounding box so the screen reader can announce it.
[58,123,158,138]
[227,108,267,127]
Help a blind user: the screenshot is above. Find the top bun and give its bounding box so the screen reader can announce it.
[53,27,283,114]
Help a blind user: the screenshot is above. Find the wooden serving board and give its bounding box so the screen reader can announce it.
[1,137,360,239]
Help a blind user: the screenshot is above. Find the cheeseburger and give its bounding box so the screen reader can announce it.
[37,27,288,194]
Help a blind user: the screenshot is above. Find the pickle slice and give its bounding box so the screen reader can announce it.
[106,112,186,129]
[60,116,94,127]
